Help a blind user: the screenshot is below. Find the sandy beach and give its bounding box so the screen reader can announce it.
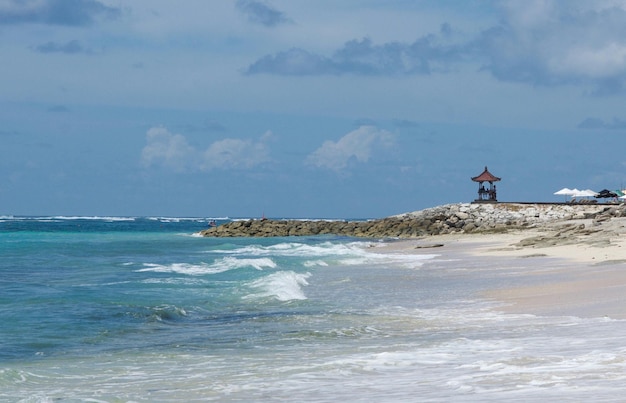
[375,216,626,319]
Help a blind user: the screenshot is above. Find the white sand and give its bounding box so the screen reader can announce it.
[373,217,626,319]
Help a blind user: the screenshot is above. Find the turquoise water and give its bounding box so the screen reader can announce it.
[2,217,626,402]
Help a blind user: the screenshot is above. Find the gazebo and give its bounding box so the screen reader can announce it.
[471,166,500,202]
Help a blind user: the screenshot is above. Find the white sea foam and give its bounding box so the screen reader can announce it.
[212,241,437,271]
[303,260,329,267]
[213,257,277,271]
[138,263,222,275]
[214,241,370,258]
[3,215,222,223]
[137,257,277,275]
[245,271,311,301]
[147,216,220,223]
[337,250,438,269]
[141,277,210,286]
[50,216,136,221]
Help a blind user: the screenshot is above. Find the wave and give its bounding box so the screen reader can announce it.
[216,241,437,268]
[51,216,137,222]
[137,263,220,275]
[303,260,329,267]
[137,257,277,276]
[146,217,228,223]
[212,257,277,272]
[0,216,137,222]
[148,304,188,322]
[245,271,311,301]
[338,251,439,269]
[0,216,227,223]
[140,277,210,286]
[215,241,371,258]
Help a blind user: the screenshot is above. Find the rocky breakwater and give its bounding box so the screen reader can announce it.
[200,203,626,238]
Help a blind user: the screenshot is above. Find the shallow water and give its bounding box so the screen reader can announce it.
[2,217,626,402]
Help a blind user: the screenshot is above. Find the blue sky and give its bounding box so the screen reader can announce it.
[2,0,626,218]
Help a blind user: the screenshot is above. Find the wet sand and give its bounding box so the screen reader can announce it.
[373,217,626,319]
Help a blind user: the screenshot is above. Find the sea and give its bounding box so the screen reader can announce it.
[2,216,626,402]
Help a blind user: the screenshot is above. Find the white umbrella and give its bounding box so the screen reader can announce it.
[571,189,597,201]
[582,189,598,197]
[554,187,574,195]
[554,187,575,202]
[568,188,581,200]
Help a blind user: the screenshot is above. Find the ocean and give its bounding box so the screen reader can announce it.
[2,216,626,402]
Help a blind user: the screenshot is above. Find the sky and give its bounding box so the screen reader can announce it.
[2,0,626,218]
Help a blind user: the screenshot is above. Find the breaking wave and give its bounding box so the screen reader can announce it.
[137,257,277,275]
[245,271,312,301]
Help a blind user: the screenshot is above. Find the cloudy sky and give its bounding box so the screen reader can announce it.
[2,0,626,218]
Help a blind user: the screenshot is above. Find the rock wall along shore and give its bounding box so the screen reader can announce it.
[200,203,626,238]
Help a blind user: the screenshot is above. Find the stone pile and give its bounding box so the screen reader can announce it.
[200,203,626,238]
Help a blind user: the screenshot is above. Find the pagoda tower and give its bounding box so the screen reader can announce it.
[471,166,500,202]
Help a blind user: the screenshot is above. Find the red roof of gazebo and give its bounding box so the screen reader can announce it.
[471,166,501,182]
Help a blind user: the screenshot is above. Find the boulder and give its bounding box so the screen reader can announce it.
[199,202,622,238]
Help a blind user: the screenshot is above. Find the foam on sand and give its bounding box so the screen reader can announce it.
[370,217,626,319]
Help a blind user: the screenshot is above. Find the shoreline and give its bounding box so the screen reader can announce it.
[372,217,626,319]
[202,202,626,319]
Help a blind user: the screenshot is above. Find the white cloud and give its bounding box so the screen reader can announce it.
[484,0,626,87]
[235,0,291,27]
[555,43,626,78]
[306,125,393,171]
[141,126,196,172]
[245,1,626,93]
[0,0,121,26]
[141,126,272,172]
[202,136,271,170]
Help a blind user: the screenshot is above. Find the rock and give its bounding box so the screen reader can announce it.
[463,222,477,232]
[456,212,470,220]
[199,202,621,238]
[414,243,444,249]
